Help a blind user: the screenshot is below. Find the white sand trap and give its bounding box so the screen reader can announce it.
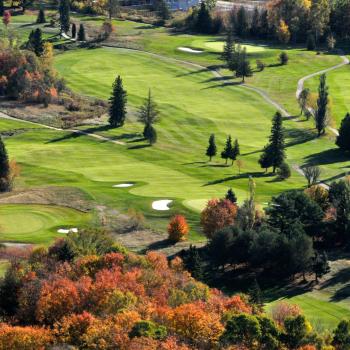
[2,242,32,248]
[113,183,134,188]
[152,199,172,211]
[57,228,78,234]
[178,47,203,54]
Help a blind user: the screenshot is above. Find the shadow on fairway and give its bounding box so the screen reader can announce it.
[203,171,272,186]
[128,144,151,150]
[304,148,349,166]
[285,127,318,148]
[146,238,173,251]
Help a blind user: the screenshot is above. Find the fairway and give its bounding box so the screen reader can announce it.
[0,204,91,244]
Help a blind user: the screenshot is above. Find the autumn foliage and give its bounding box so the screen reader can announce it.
[0,48,63,103]
[0,240,253,349]
[200,199,238,239]
[168,215,189,242]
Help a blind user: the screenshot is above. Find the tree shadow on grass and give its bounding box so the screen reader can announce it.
[284,127,318,148]
[303,148,350,166]
[201,81,242,89]
[145,238,173,251]
[200,163,231,168]
[203,171,272,186]
[127,144,151,150]
[182,161,207,165]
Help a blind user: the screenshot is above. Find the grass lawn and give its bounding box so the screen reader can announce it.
[0,204,92,244]
[304,60,350,127]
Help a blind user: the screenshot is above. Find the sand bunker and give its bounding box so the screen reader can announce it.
[152,200,172,211]
[57,228,78,234]
[113,183,134,188]
[178,47,203,54]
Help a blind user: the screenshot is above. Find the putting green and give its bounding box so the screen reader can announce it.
[0,204,92,244]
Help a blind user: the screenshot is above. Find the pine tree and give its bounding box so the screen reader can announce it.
[28,28,44,56]
[250,7,260,37]
[259,112,285,173]
[236,6,248,37]
[248,277,263,311]
[225,188,237,203]
[138,89,159,126]
[0,136,10,192]
[109,75,127,128]
[183,245,203,280]
[312,251,330,283]
[0,0,3,16]
[228,43,240,72]
[206,134,217,161]
[36,8,46,23]
[269,111,285,173]
[229,138,240,165]
[71,23,76,38]
[77,23,86,41]
[221,135,233,164]
[259,10,269,39]
[307,33,316,50]
[336,113,350,152]
[144,124,157,145]
[315,73,329,136]
[258,145,272,172]
[236,48,252,82]
[196,2,212,34]
[221,30,234,64]
[59,0,70,34]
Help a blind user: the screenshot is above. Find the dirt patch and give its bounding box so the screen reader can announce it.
[0,96,107,128]
[114,229,205,256]
[0,186,94,212]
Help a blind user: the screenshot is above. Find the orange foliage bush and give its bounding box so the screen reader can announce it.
[200,199,238,239]
[36,278,80,324]
[168,215,189,242]
[0,323,52,350]
[165,303,224,346]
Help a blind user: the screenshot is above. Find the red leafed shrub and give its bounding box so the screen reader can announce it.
[168,215,189,242]
[0,323,53,350]
[200,199,238,239]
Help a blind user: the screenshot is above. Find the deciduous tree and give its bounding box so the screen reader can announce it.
[168,215,189,242]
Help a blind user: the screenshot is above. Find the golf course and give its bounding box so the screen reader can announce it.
[2,5,350,333]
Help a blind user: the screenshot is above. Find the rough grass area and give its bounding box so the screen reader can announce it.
[0,260,9,277]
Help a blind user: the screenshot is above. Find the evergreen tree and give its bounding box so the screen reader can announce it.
[206,134,217,161]
[235,6,248,37]
[138,89,159,126]
[225,188,237,203]
[229,138,240,165]
[312,251,330,283]
[156,0,170,20]
[248,277,263,311]
[236,48,252,82]
[0,0,3,16]
[259,112,285,173]
[59,0,70,34]
[279,51,288,65]
[258,145,272,172]
[71,23,76,38]
[228,43,240,72]
[307,33,316,50]
[144,124,157,145]
[196,2,212,34]
[36,8,46,24]
[221,30,234,64]
[28,28,44,56]
[315,73,329,136]
[108,75,127,128]
[336,113,350,151]
[250,7,260,37]
[183,245,203,280]
[77,23,86,41]
[0,136,10,192]
[221,135,233,164]
[259,10,269,39]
